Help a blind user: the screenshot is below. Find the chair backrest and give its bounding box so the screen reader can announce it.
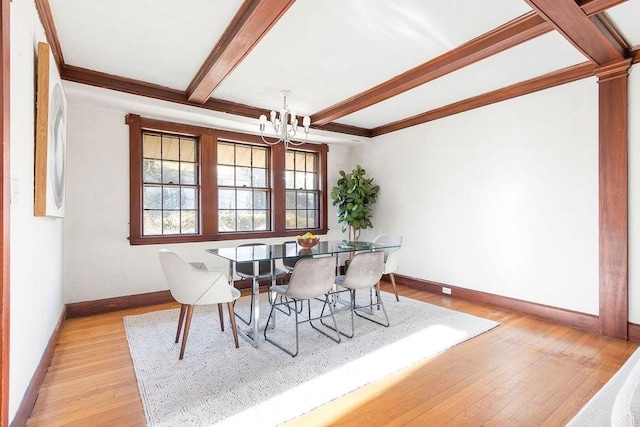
[158,249,232,305]
[342,251,385,290]
[282,240,303,270]
[373,234,402,257]
[235,243,272,276]
[285,256,336,300]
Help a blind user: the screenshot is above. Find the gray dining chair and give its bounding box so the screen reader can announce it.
[324,251,387,338]
[158,249,240,360]
[372,234,403,301]
[264,256,341,357]
[235,242,288,325]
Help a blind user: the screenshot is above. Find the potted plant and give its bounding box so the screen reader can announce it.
[330,164,380,242]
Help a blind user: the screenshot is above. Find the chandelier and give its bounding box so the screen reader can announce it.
[259,90,311,148]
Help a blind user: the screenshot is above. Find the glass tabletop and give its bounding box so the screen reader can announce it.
[205,240,399,263]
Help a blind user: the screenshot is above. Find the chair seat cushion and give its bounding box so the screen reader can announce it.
[270,284,289,295]
[237,267,287,280]
[334,275,346,286]
[230,287,241,300]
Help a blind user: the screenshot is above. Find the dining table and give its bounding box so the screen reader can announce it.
[205,239,401,348]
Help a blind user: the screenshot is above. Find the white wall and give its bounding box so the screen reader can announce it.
[9,1,66,421]
[629,66,640,324]
[63,100,354,303]
[358,79,600,315]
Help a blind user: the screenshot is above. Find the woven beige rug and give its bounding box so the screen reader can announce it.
[124,291,498,426]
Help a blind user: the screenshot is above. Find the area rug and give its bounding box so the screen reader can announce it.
[124,291,499,426]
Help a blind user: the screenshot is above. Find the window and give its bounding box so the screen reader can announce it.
[285,150,319,230]
[141,132,199,236]
[217,142,270,232]
[126,114,328,245]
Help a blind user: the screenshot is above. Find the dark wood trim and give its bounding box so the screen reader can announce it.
[186,0,295,103]
[66,291,175,319]
[61,65,370,138]
[590,14,629,54]
[0,0,9,425]
[597,58,630,339]
[372,61,595,136]
[629,322,640,343]
[525,0,624,65]
[33,0,64,70]
[311,12,552,126]
[579,0,628,16]
[630,46,640,64]
[395,275,600,334]
[10,307,66,427]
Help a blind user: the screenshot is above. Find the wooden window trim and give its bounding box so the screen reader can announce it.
[126,114,329,245]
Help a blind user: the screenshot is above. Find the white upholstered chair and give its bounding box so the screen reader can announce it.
[327,251,387,338]
[158,249,240,360]
[264,256,341,357]
[372,234,403,301]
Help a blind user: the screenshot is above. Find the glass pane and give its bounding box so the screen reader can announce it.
[285,210,296,229]
[162,161,180,184]
[252,148,266,168]
[306,153,316,172]
[218,189,235,209]
[180,138,196,162]
[294,172,305,189]
[296,210,307,228]
[217,165,235,186]
[236,167,252,187]
[181,210,198,233]
[285,171,294,188]
[180,163,196,185]
[237,210,253,231]
[253,168,267,187]
[181,187,197,209]
[254,210,267,231]
[143,185,162,209]
[143,159,162,183]
[285,151,295,170]
[163,187,180,209]
[307,192,317,209]
[143,133,162,159]
[285,190,296,209]
[253,190,268,209]
[308,210,318,228]
[296,191,307,209]
[163,211,181,234]
[218,142,235,165]
[305,172,316,190]
[236,145,252,167]
[237,189,253,209]
[143,210,162,235]
[163,135,180,161]
[219,210,236,232]
[295,152,305,170]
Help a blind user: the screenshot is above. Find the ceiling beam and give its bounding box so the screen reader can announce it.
[525,0,624,65]
[186,0,295,104]
[371,61,595,137]
[60,65,371,138]
[34,0,64,70]
[579,0,628,16]
[311,12,552,126]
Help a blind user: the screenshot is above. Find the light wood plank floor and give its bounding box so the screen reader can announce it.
[28,283,638,426]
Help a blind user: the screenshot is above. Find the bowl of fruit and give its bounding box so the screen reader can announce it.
[296,232,320,249]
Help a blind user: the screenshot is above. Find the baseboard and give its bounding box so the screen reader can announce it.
[394,274,600,334]
[10,306,67,427]
[66,290,175,318]
[628,323,640,343]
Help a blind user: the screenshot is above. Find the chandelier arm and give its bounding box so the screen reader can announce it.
[260,133,283,146]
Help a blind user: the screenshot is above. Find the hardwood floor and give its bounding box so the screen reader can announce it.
[27,283,638,426]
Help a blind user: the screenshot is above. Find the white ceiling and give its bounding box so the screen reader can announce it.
[47,0,639,137]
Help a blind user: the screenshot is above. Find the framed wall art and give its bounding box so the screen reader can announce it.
[34,41,67,218]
